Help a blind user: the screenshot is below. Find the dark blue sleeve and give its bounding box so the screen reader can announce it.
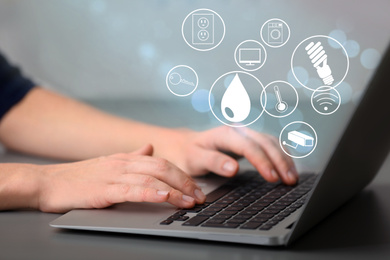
[0,52,36,121]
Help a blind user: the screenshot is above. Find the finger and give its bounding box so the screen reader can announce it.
[117,174,198,208]
[105,184,196,208]
[189,147,239,177]
[104,184,170,204]
[205,126,283,183]
[256,133,295,167]
[122,157,206,204]
[244,130,298,185]
[132,175,198,208]
[110,144,154,161]
[130,144,154,156]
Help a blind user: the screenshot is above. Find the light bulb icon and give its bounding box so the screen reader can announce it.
[305,41,334,86]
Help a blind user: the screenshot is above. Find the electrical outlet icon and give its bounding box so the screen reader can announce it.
[192,13,214,45]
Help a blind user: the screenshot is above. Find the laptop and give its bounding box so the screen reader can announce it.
[50,44,390,246]
[50,3,390,246]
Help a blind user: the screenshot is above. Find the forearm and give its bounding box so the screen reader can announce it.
[0,87,297,185]
[0,88,183,160]
[0,163,41,210]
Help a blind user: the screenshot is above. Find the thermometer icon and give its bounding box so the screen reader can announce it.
[274,85,288,113]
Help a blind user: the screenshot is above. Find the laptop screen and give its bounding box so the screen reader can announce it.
[0,0,388,172]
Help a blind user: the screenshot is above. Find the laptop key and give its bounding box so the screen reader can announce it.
[249,217,268,223]
[202,207,222,213]
[201,223,239,229]
[255,213,273,220]
[205,218,225,224]
[173,210,187,216]
[234,214,252,220]
[267,205,286,211]
[184,206,204,213]
[167,215,180,221]
[226,218,246,224]
[246,206,265,211]
[208,204,227,210]
[240,222,263,229]
[259,224,273,231]
[262,209,280,215]
[205,185,235,203]
[212,214,232,220]
[160,219,173,225]
[176,216,189,221]
[197,211,217,217]
[225,206,244,211]
[182,216,209,226]
[218,211,237,217]
[240,210,257,216]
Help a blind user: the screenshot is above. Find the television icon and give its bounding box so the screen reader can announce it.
[234,40,267,72]
[238,48,261,66]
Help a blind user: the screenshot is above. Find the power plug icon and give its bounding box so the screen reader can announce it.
[198,30,209,41]
[192,13,214,45]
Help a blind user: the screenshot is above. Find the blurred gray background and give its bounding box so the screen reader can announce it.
[0,0,389,171]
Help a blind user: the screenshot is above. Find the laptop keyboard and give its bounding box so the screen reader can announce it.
[160,171,317,230]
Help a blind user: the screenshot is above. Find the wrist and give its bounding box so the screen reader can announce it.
[0,163,43,210]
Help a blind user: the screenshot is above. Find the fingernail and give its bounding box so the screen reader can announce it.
[157,190,169,196]
[194,189,206,201]
[223,161,236,173]
[271,169,279,181]
[182,195,195,203]
[287,171,297,183]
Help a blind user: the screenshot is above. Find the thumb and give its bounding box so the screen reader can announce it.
[131,144,154,156]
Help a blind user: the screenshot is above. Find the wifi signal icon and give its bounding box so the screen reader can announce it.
[311,86,341,115]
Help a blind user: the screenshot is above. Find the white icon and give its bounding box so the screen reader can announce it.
[234,40,267,72]
[283,131,314,149]
[239,48,261,66]
[291,35,349,91]
[192,13,214,45]
[305,41,334,85]
[274,85,288,113]
[279,121,317,158]
[166,65,198,97]
[209,71,266,127]
[221,74,251,122]
[311,86,341,115]
[168,72,195,87]
[198,16,209,28]
[262,81,298,118]
[260,18,290,48]
[182,9,225,51]
[268,22,283,44]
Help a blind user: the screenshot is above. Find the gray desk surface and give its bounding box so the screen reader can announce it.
[1,100,390,260]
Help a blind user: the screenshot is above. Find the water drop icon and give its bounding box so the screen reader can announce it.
[221,73,251,122]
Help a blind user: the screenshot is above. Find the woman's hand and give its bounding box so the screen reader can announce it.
[37,144,205,213]
[162,126,298,185]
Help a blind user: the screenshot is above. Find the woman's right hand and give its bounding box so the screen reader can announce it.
[37,144,205,213]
